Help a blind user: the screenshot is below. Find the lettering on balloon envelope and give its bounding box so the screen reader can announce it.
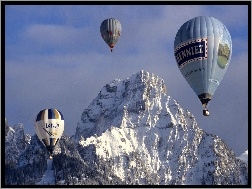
[174,38,208,69]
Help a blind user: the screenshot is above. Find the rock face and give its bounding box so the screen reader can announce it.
[75,70,168,139]
[74,70,248,185]
[5,119,49,185]
[5,70,248,185]
[5,120,31,165]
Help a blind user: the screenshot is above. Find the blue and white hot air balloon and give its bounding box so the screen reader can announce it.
[34,108,64,159]
[174,16,232,116]
[100,18,122,52]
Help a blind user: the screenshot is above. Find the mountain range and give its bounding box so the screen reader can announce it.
[4,70,248,185]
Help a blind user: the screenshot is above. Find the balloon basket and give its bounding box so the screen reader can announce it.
[203,110,210,116]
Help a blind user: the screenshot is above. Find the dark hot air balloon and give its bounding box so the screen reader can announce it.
[100,18,122,52]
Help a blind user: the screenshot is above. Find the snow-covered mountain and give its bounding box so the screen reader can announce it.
[5,119,31,165]
[5,119,49,185]
[237,150,248,163]
[5,70,248,185]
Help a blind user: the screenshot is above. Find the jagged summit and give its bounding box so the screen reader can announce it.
[74,70,195,140]
[5,122,31,165]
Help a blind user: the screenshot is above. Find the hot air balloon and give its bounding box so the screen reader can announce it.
[100,18,122,52]
[34,108,64,159]
[174,16,232,116]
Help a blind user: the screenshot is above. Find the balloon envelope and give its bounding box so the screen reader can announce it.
[34,108,64,154]
[174,16,232,110]
[100,18,122,51]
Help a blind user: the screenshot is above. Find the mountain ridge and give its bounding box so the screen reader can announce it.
[5,70,248,185]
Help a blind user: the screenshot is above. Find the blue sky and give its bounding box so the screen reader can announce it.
[4,3,249,156]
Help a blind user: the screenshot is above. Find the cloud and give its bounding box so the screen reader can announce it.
[203,5,248,28]
[23,24,89,50]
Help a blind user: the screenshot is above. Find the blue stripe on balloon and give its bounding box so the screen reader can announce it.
[58,110,64,120]
[36,110,43,122]
[48,109,55,119]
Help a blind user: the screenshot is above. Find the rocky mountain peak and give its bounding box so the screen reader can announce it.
[5,120,31,165]
[74,70,186,140]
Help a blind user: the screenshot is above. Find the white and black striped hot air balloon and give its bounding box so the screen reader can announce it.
[34,108,64,159]
[100,18,122,52]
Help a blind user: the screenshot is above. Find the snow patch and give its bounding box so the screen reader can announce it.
[37,159,55,185]
[237,150,248,163]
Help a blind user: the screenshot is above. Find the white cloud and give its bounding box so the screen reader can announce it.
[206,5,248,29]
[23,24,85,46]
